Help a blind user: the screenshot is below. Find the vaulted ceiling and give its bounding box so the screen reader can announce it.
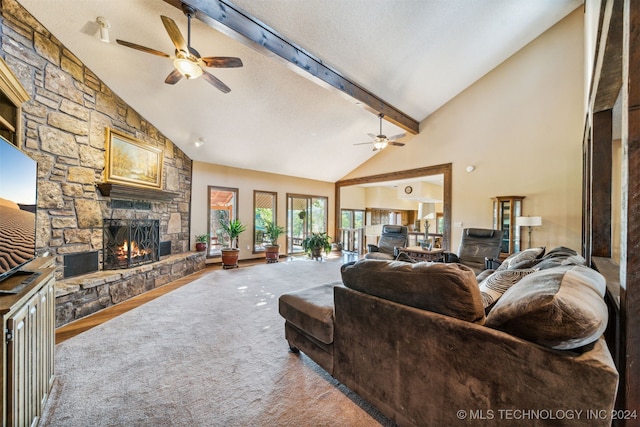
[17,0,582,182]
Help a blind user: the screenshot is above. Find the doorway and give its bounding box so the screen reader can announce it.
[340,209,365,254]
[335,163,452,251]
[287,194,328,255]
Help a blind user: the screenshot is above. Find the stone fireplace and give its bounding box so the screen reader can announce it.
[103,219,160,270]
[0,1,208,328]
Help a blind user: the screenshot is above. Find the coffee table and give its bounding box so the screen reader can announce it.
[398,246,444,262]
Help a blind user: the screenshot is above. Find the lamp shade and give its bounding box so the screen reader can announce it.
[516,216,542,227]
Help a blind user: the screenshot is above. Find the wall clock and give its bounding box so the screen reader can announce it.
[404,186,413,194]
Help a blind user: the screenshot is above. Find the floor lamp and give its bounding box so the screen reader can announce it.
[516,216,542,249]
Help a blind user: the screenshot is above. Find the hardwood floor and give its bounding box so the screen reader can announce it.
[54,252,357,344]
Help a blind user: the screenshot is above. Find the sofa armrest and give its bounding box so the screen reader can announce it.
[485,257,502,270]
[442,252,459,263]
[367,244,380,253]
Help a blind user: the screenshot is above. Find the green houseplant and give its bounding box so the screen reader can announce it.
[194,234,209,252]
[264,221,285,263]
[301,232,332,260]
[220,219,246,268]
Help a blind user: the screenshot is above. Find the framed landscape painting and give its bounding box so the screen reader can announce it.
[104,128,163,189]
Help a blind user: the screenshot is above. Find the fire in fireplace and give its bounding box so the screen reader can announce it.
[103,219,160,270]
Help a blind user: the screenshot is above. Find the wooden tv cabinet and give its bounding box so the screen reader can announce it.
[0,257,55,427]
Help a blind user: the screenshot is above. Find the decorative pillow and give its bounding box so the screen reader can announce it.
[340,259,485,324]
[534,246,587,270]
[475,269,495,283]
[496,247,546,271]
[479,268,536,309]
[485,265,608,350]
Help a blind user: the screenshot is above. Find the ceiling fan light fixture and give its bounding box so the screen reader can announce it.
[373,140,387,150]
[174,57,203,79]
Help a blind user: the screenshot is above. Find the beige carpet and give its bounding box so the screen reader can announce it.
[40,258,396,426]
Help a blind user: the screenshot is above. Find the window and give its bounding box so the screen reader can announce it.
[208,186,238,257]
[253,190,277,252]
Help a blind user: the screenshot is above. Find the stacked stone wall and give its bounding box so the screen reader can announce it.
[55,252,206,327]
[0,0,193,280]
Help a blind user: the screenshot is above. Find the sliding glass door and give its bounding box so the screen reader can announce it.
[287,194,327,255]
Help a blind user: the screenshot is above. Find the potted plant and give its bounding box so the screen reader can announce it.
[264,221,285,263]
[220,219,246,269]
[301,232,332,260]
[195,234,209,252]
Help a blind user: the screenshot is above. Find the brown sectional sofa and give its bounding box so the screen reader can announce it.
[279,249,619,426]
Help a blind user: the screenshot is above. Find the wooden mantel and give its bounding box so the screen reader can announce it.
[96,183,181,202]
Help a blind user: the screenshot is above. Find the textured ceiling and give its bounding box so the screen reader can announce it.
[16,0,582,182]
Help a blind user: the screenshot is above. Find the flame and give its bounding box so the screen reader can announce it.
[118,240,150,258]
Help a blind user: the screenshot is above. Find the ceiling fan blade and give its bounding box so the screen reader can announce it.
[353,141,373,146]
[202,70,231,93]
[116,39,170,58]
[387,133,406,141]
[201,57,243,68]
[164,69,183,85]
[367,133,377,139]
[389,141,405,147]
[161,15,188,53]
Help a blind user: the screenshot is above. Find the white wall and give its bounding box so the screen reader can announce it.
[342,8,585,252]
[191,161,335,261]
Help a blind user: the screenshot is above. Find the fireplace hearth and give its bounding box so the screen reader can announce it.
[103,219,160,270]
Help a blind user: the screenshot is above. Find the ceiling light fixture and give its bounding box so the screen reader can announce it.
[96,17,111,43]
[174,52,203,79]
[194,137,205,148]
[373,138,388,150]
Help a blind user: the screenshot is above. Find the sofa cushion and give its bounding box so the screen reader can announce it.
[479,268,536,309]
[340,259,485,324]
[278,281,342,345]
[485,265,608,350]
[534,246,587,270]
[496,246,545,271]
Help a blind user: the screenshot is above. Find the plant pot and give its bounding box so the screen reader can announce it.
[195,242,207,252]
[221,248,240,269]
[310,247,323,260]
[265,245,280,263]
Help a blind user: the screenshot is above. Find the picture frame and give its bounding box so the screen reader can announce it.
[104,128,163,189]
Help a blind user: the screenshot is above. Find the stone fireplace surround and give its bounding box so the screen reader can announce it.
[56,251,205,327]
[0,1,207,327]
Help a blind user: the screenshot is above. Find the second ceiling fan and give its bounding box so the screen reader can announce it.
[354,113,406,151]
[116,3,242,93]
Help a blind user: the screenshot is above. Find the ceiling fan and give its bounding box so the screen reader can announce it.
[354,113,406,151]
[115,3,242,93]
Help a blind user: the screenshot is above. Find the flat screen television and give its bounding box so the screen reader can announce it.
[0,136,37,283]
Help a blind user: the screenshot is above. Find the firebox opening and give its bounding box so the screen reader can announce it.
[103,219,160,270]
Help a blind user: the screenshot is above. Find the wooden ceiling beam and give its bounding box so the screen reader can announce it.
[590,0,623,112]
[163,0,420,134]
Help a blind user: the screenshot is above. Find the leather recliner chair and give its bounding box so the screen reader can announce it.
[444,228,503,273]
[364,224,408,260]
